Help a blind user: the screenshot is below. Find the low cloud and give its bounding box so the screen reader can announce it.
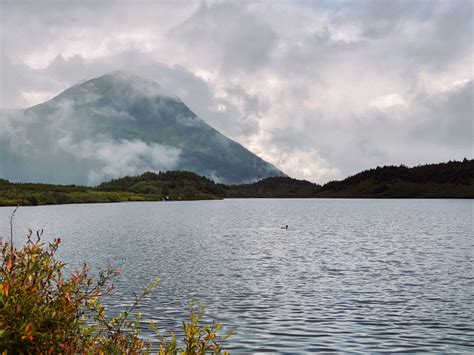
[267,148,341,183]
[58,136,181,185]
[0,92,182,185]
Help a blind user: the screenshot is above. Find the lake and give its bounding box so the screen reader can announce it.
[1,199,473,352]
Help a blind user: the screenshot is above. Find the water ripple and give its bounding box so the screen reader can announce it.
[1,199,473,352]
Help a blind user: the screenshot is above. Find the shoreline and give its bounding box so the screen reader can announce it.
[0,195,472,208]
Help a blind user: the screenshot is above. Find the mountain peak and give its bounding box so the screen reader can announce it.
[61,70,178,102]
[101,70,152,83]
[106,69,139,77]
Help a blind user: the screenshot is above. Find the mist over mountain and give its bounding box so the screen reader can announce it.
[0,71,285,185]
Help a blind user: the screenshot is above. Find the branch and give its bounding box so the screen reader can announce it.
[9,205,19,251]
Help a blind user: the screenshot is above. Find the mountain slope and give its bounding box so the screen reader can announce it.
[0,71,285,185]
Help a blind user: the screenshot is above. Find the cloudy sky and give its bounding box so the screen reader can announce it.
[1,0,472,183]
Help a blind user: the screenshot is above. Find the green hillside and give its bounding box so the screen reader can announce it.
[0,171,225,206]
[97,171,226,200]
[0,179,145,206]
[317,159,474,198]
[225,176,321,198]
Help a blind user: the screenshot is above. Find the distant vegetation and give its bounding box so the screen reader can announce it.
[224,176,321,198]
[98,171,227,200]
[0,172,226,206]
[0,160,472,206]
[317,159,474,198]
[0,179,145,206]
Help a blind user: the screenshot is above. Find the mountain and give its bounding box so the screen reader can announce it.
[0,71,285,185]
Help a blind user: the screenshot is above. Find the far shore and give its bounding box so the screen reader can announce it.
[1,160,472,206]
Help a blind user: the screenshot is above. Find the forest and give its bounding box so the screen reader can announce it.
[0,159,472,206]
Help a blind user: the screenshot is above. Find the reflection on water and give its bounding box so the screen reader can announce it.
[1,199,473,352]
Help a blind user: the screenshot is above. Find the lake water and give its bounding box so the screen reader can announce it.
[1,199,473,352]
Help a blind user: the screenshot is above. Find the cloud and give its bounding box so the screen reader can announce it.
[0,91,182,185]
[369,94,406,111]
[57,136,181,185]
[0,0,472,183]
[169,2,277,73]
[409,80,473,148]
[264,148,341,183]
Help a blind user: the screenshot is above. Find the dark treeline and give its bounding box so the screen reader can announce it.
[0,171,225,206]
[0,178,144,206]
[317,159,473,198]
[98,171,227,199]
[322,159,473,190]
[0,159,472,206]
[224,176,321,198]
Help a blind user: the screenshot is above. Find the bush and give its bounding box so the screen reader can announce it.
[0,210,232,353]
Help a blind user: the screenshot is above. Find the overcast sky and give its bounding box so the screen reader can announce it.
[1,0,472,183]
